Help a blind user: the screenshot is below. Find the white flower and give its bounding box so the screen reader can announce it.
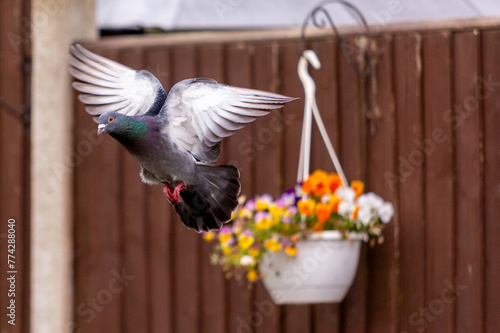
[321,194,331,203]
[357,208,373,225]
[335,187,355,204]
[357,192,384,210]
[377,202,394,224]
[240,255,254,266]
[338,201,355,216]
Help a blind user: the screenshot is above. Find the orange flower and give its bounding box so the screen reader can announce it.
[302,179,312,195]
[315,202,333,223]
[290,235,298,243]
[352,205,360,219]
[329,195,341,213]
[328,173,342,193]
[247,269,258,282]
[309,170,329,196]
[297,198,315,216]
[285,246,297,257]
[312,223,324,231]
[351,180,364,198]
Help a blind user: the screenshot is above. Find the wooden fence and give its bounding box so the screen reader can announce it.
[71,24,498,333]
[0,0,30,332]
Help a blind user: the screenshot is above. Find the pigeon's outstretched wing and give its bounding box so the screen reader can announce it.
[162,78,296,163]
[68,44,166,121]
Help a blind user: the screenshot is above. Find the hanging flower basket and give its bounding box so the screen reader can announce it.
[203,169,394,304]
[260,230,365,304]
[203,1,391,305]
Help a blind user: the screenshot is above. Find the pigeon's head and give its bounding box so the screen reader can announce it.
[97,111,122,135]
[97,111,149,144]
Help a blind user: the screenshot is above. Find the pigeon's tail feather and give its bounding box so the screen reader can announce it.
[173,164,241,232]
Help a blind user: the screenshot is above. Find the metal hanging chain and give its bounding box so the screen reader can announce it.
[300,0,373,78]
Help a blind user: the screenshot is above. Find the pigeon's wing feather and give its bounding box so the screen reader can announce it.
[68,44,167,120]
[162,78,296,163]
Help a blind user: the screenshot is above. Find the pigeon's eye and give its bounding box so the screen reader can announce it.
[108,116,114,123]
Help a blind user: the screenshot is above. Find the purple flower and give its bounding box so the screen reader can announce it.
[254,211,271,222]
[219,226,232,234]
[245,199,256,210]
[257,194,274,204]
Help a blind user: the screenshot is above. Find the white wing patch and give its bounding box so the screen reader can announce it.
[163,79,296,163]
[69,44,162,119]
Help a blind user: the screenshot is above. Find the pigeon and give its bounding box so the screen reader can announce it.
[68,44,296,232]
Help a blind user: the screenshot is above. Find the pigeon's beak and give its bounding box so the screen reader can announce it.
[97,124,106,135]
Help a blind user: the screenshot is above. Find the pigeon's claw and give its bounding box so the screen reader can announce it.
[163,182,187,204]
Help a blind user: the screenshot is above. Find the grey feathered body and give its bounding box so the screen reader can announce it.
[114,116,200,187]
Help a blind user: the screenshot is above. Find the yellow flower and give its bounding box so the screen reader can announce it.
[218,234,232,245]
[255,217,273,231]
[222,245,231,255]
[238,208,252,219]
[255,201,268,211]
[315,202,333,223]
[268,205,283,221]
[238,234,255,250]
[248,248,260,257]
[264,239,282,252]
[202,232,214,242]
[329,195,341,213]
[297,198,315,216]
[247,269,258,282]
[351,180,364,198]
[285,246,297,257]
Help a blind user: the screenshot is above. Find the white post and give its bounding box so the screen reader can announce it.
[31,0,96,331]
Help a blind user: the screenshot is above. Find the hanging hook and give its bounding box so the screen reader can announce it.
[300,0,373,77]
[298,50,321,101]
[296,49,349,190]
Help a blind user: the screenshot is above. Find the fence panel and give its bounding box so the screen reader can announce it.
[72,25,499,333]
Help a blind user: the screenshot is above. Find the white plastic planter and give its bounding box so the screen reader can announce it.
[260,230,365,305]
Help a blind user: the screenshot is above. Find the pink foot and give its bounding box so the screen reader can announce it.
[163,182,187,204]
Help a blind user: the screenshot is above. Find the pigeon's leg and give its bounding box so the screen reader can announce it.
[163,182,187,204]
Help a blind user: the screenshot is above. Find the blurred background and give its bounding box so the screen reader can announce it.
[1,0,500,332]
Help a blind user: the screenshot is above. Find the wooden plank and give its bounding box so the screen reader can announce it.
[481,29,500,333]
[170,45,201,333]
[365,36,398,333]
[453,31,484,333]
[252,42,282,333]
[309,39,340,172]
[0,0,27,331]
[73,48,123,333]
[338,37,367,333]
[119,48,149,333]
[197,44,227,333]
[86,17,500,52]
[281,42,305,187]
[223,43,255,333]
[281,41,311,333]
[144,47,174,333]
[282,305,311,333]
[422,32,455,333]
[309,39,341,333]
[393,34,426,332]
[314,303,341,333]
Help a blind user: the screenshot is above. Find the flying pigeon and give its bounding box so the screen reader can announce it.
[68,44,295,232]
